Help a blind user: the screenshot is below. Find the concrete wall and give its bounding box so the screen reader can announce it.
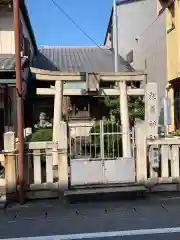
[117,0,157,60]
[115,0,168,124]
[133,11,167,124]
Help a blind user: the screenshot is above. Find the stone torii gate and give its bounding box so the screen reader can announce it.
[30,67,155,160]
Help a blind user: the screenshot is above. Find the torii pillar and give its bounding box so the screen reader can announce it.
[53,80,63,142]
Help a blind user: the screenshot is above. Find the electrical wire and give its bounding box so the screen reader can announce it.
[51,0,106,50]
[137,14,162,39]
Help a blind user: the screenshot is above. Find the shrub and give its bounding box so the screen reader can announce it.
[30,128,53,142]
[90,120,122,158]
[170,130,180,137]
[104,96,145,125]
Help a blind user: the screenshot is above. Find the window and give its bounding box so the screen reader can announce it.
[23,37,31,60]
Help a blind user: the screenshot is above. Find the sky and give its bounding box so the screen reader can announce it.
[26,0,113,48]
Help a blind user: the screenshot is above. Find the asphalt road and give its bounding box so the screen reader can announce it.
[1,193,180,239]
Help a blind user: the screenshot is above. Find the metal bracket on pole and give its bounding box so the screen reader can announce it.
[16,88,25,99]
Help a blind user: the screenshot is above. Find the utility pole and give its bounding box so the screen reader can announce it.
[13,0,25,204]
[113,0,131,158]
[113,0,118,73]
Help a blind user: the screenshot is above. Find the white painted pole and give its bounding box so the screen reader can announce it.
[113,0,131,157]
[113,0,118,73]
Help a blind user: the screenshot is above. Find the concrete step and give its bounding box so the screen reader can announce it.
[64,185,147,196]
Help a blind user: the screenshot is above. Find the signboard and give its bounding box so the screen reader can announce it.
[145,83,159,138]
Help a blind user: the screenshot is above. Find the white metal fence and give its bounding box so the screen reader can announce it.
[69,120,135,160]
[68,120,136,186]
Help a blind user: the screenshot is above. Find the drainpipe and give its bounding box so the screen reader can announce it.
[113,0,118,73]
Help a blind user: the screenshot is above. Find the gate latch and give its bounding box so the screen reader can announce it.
[149,146,160,169]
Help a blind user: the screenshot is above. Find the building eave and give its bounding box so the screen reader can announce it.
[104,9,113,46]
[19,0,38,53]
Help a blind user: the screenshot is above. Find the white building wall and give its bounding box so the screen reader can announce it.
[117,0,157,60]
[114,0,167,124]
[133,11,167,124]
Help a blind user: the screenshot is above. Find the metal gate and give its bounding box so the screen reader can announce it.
[68,120,136,186]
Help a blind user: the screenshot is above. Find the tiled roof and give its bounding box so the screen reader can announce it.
[34,46,133,73]
[0,54,16,71]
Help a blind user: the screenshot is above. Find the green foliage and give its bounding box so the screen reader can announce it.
[128,97,145,124]
[104,96,145,124]
[90,120,122,157]
[30,128,53,142]
[170,130,180,136]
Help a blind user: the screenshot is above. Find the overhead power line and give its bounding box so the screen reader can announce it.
[51,0,105,50]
